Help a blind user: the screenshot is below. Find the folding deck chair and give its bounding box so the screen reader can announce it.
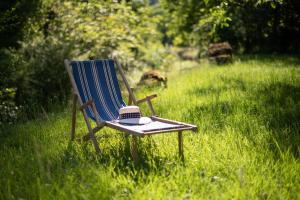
[64,58,197,163]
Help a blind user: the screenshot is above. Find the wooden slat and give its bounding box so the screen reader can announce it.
[142,126,195,135]
[131,136,139,165]
[136,94,157,104]
[64,60,84,106]
[71,93,78,141]
[178,131,184,160]
[114,58,138,105]
[146,96,156,116]
[93,122,106,133]
[82,123,106,141]
[128,95,132,105]
[151,116,198,131]
[81,109,101,154]
[90,100,102,126]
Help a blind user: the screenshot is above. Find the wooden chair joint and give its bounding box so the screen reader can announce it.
[136,94,157,104]
[136,94,157,116]
[80,99,93,110]
[82,123,106,141]
[80,99,102,126]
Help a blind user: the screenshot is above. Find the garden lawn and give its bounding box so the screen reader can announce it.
[0,55,299,199]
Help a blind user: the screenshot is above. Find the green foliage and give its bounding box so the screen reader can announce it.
[0,0,40,48]
[160,0,300,53]
[1,0,166,120]
[40,0,164,68]
[0,88,22,124]
[1,56,299,199]
[218,0,300,53]
[160,0,231,48]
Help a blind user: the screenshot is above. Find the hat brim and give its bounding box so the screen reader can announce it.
[119,117,152,125]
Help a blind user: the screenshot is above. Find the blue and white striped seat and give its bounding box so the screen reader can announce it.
[70,59,126,121]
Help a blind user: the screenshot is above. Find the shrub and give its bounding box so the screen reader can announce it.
[2,0,168,119]
[0,88,22,124]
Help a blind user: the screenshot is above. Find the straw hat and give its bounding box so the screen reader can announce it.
[119,106,152,125]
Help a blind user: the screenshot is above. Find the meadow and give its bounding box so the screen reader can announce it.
[0,55,299,199]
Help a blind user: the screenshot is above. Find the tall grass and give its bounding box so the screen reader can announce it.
[0,55,299,199]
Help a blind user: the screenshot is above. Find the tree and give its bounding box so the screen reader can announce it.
[160,0,300,53]
[1,0,167,118]
[0,0,40,48]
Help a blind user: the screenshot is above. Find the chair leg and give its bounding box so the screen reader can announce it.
[71,94,77,141]
[178,131,184,160]
[131,135,139,165]
[82,110,101,155]
[88,129,101,155]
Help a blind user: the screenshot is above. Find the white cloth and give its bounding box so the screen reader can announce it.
[115,120,184,132]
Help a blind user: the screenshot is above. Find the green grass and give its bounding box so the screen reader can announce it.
[1,55,300,199]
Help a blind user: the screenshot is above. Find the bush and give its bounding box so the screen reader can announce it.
[2,0,169,119]
[0,88,22,124]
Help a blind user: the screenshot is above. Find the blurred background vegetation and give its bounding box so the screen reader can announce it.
[0,0,299,123]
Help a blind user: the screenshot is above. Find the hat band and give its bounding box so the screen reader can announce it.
[120,112,141,119]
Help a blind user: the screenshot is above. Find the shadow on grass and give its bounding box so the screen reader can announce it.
[185,101,234,132]
[238,54,300,68]
[254,82,300,158]
[58,133,181,177]
[187,77,300,159]
[191,76,246,97]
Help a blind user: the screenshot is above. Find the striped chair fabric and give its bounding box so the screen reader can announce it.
[70,59,126,121]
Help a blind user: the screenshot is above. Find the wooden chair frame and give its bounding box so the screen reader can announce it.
[64,58,197,164]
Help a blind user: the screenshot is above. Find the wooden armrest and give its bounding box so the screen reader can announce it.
[136,94,157,105]
[136,94,157,116]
